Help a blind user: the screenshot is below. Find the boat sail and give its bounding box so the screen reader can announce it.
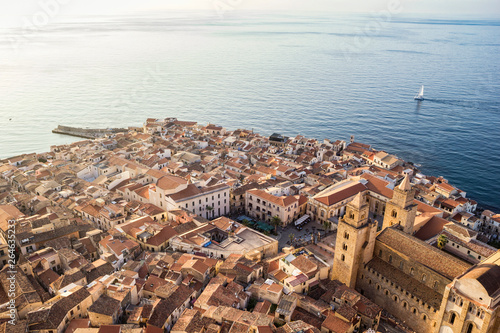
[414,85,424,100]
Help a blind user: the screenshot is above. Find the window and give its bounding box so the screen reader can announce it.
[410,267,414,275]
[342,243,348,251]
[341,254,345,261]
[379,250,383,257]
[389,255,393,263]
[450,312,456,324]
[466,323,473,333]
[422,274,427,282]
[391,210,397,218]
[400,261,404,269]
[433,281,438,289]
[344,232,349,239]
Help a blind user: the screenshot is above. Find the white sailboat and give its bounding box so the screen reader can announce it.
[414,85,424,100]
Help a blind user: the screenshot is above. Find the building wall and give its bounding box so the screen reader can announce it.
[178,187,230,220]
[89,312,117,326]
[435,285,499,333]
[355,242,452,333]
[374,242,451,294]
[245,192,299,225]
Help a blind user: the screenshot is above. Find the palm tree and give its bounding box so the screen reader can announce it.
[289,233,295,244]
[206,205,214,219]
[323,220,330,231]
[437,234,448,250]
[271,215,281,234]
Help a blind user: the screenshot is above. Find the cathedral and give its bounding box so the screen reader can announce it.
[331,174,500,333]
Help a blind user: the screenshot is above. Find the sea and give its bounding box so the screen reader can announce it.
[0,11,499,211]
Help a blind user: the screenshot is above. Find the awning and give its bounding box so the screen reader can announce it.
[294,214,310,226]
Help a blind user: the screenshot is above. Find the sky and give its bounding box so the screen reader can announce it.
[0,0,499,28]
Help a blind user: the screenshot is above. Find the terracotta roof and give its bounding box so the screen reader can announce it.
[169,183,228,202]
[146,226,177,246]
[360,174,393,199]
[290,255,317,275]
[88,295,121,316]
[367,257,442,309]
[156,175,187,190]
[460,264,500,297]
[321,311,352,333]
[248,189,298,207]
[414,215,449,241]
[144,275,168,292]
[314,182,366,206]
[377,227,471,280]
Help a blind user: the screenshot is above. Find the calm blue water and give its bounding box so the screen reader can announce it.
[0,12,499,211]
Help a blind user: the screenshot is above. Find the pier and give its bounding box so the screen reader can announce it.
[52,125,128,139]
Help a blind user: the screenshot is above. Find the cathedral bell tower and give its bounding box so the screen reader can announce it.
[331,191,377,288]
[382,174,417,234]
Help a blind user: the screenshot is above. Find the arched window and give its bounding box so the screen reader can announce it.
[376,284,381,290]
[433,281,438,289]
[349,211,354,219]
[403,302,408,309]
[393,295,398,302]
[400,261,404,269]
[450,312,456,324]
[391,210,397,218]
[342,243,348,251]
[385,290,389,296]
[341,254,345,261]
[422,314,427,321]
[410,267,415,275]
[368,279,372,285]
[422,274,427,282]
[413,308,417,314]
[466,323,473,333]
[389,255,393,264]
[379,250,383,257]
[344,232,349,239]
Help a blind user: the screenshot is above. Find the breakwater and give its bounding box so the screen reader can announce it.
[52,125,128,139]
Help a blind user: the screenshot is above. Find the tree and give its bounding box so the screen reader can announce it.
[289,233,295,244]
[271,215,281,234]
[206,205,214,219]
[323,220,330,231]
[242,218,250,226]
[437,234,448,250]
